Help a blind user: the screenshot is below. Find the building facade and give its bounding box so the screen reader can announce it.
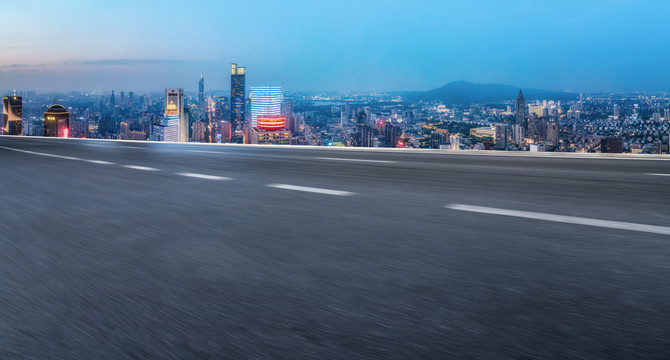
[230,63,246,137]
[164,88,185,142]
[44,104,69,137]
[250,86,282,128]
[3,96,22,135]
[515,90,527,129]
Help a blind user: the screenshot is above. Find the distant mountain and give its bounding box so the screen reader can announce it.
[412,81,578,104]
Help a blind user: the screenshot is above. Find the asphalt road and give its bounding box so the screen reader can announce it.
[1,136,669,359]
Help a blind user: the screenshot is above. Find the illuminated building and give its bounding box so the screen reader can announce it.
[150,114,180,142]
[119,122,129,140]
[192,121,206,142]
[230,63,246,138]
[3,96,22,135]
[515,90,526,128]
[528,104,543,118]
[397,131,412,148]
[250,116,291,145]
[44,104,70,137]
[164,88,186,142]
[217,97,230,121]
[250,86,282,128]
[129,131,147,141]
[469,126,496,138]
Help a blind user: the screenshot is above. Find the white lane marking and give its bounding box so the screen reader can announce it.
[268,183,356,196]
[177,172,231,181]
[119,146,142,149]
[317,157,397,164]
[648,173,670,177]
[447,204,670,236]
[86,160,115,165]
[0,146,81,160]
[122,165,160,171]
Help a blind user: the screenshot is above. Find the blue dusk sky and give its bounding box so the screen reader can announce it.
[0,0,667,93]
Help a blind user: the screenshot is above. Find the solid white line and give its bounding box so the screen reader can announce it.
[317,157,397,164]
[0,146,81,160]
[177,172,231,181]
[648,173,670,177]
[122,165,160,171]
[267,183,356,196]
[446,204,670,235]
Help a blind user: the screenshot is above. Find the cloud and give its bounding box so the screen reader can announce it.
[0,63,47,69]
[69,59,200,67]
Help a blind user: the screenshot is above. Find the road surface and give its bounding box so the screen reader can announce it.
[1,136,669,359]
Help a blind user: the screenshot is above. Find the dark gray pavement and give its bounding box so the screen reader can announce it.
[1,136,669,359]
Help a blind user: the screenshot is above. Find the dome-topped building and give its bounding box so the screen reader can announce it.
[44,104,70,137]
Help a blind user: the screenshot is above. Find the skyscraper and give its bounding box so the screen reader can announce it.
[198,73,205,109]
[230,63,246,138]
[515,90,527,129]
[250,86,282,128]
[3,96,22,135]
[44,104,70,137]
[164,88,186,142]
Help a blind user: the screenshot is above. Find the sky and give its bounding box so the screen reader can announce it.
[0,0,668,93]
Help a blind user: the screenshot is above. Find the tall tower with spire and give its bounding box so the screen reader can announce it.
[515,89,527,129]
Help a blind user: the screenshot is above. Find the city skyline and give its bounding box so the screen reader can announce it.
[2,0,670,93]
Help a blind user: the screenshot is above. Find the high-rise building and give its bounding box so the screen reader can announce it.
[110,90,115,109]
[164,88,186,142]
[192,120,206,142]
[546,121,559,146]
[449,135,461,150]
[250,85,282,128]
[3,96,22,135]
[230,63,246,136]
[512,124,524,146]
[44,104,70,137]
[217,97,230,121]
[665,109,670,121]
[119,122,130,140]
[494,123,509,150]
[515,90,526,129]
[527,113,540,142]
[198,73,205,109]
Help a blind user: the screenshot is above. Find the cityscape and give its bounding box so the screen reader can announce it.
[2,1,670,359]
[4,68,670,154]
